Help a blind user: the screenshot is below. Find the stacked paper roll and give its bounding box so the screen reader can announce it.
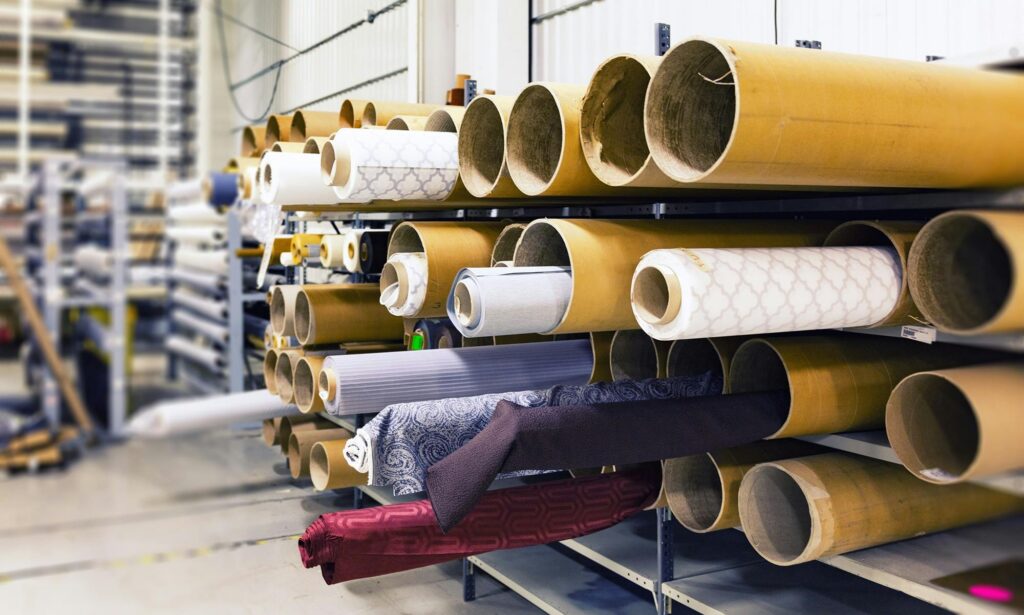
[175,248,229,275]
[361,101,439,127]
[458,95,524,198]
[341,231,363,272]
[166,227,226,245]
[172,288,227,320]
[294,284,405,346]
[259,151,339,205]
[446,267,572,338]
[319,233,348,268]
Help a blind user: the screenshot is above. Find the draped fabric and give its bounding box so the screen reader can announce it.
[426,391,789,532]
[298,466,661,584]
[343,374,720,496]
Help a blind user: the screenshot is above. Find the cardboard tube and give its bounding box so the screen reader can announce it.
[294,283,405,345]
[362,101,438,127]
[664,440,823,533]
[310,439,369,491]
[387,221,505,318]
[666,336,746,393]
[458,95,524,198]
[261,417,282,446]
[291,110,338,141]
[303,136,330,155]
[319,234,348,268]
[385,115,429,130]
[490,223,526,266]
[512,219,833,334]
[608,330,671,381]
[294,355,329,414]
[289,234,322,263]
[265,113,293,148]
[275,349,302,404]
[729,335,1002,438]
[271,141,305,153]
[339,98,370,128]
[425,106,466,133]
[738,453,1024,566]
[279,414,333,455]
[507,83,632,197]
[886,362,1024,484]
[908,210,1024,334]
[288,428,351,478]
[824,220,923,327]
[645,37,1024,188]
[270,285,301,337]
[241,125,265,157]
[263,349,280,395]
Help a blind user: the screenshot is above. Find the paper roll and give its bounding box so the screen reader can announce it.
[318,339,593,416]
[175,248,228,275]
[666,336,746,393]
[341,230,362,272]
[262,417,282,446]
[632,247,902,340]
[424,106,466,133]
[241,125,266,157]
[490,223,526,266]
[290,234,322,264]
[270,285,301,337]
[167,203,224,224]
[288,428,352,478]
[738,453,1024,566]
[167,335,224,372]
[126,390,294,438]
[263,349,280,395]
[446,267,572,338]
[886,362,1024,484]
[645,37,1024,188]
[319,233,349,268]
[259,152,340,205]
[265,113,293,148]
[609,330,671,381]
[729,334,1002,438]
[458,95,524,198]
[385,115,428,130]
[291,110,338,141]
[203,172,239,205]
[303,136,330,155]
[513,219,833,334]
[172,309,228,343]
[339,98,370,128]
[908,210,1024,334]
[294,355,337,414]
[271,142,305,153]
[172,289,227,320]
[294,283,405,346]
[310,439,368,491]
[379,253,428,317]
[167,226,225,245]
[357,229,389,274]
[275,349,304,404]
[279,415,335,455]
[409,318,462,350]
[362,101,438,126]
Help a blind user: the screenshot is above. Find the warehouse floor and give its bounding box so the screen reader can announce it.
[0,359,534,614]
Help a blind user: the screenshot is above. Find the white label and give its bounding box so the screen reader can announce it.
[901,325,936,344]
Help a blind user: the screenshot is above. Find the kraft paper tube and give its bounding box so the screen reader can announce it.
[259,152,340,205]
[886,362,1024,484]
[387,221,505,318]
[271,142,305,153]
[291,110,338,141]
[728,334,1002,438]
[458,95,524,198]
[294,283,405,346]
[265,113,293,147]
[303,136,330,155]
[290,234,322,263]
[269,285,301,337]
[908,210,1024,334]
[424,106,466,133]
[341,230,363,272]
[263,349,280,395]
[319,233,349,268]
[226,156,260,176]
[241,125,265,157]
[446,267,573,338]
[385,115,428,130]
[126,390,295,438]
[631,247,902,340]
[824,221,924,327]
[275,349,303,404]
[261,417,282,446]
[310,439,368,491]
[507,84,633,197]
[362,101,439,127]
[738,453,1024,566]
[666,336,746,393]
[645,37,1024,188]
[513,219,833,334]
[609,330,671,381]
[338,98,370,128]
[294,355,334,414]
[279,415,333,455]
[491,223,526,266]
[288,428,351,478]
[664,440,823,533]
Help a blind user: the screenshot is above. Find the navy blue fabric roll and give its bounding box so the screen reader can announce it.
[357,230,390,275]
[411,318,462,350]
[207,172,239,205]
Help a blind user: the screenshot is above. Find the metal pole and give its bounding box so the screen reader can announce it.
[226,210,244,392]
[108,167,128,435]
[17,0,31,178]
[158,0,171,182]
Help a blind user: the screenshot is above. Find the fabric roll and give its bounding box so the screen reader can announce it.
[299,466,660,584]
[127,389,294,438]
[171,289,227,320]
[320,339,593,416]
[341,230,363,273]
[346,373,721,496]
[166,226,226,245]
[409,318,462,350]
[446,267,572,338]
[632,247,902,340]
[319,233,349,268]
[379,252,428,317]
[328,129,459,202]
[259,151,339,206]
[175,249,229,275]
[357,229,389,274]
[171,309,228,343]
[166,335,225,372]
[204,172,239,205]
[167,203,224,224]
[426,390,788,531]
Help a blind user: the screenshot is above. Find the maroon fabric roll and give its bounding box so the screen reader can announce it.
[426,391,788,532]
[298,467,660,584]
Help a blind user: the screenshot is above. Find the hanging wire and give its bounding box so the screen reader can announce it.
[214,0,282,122]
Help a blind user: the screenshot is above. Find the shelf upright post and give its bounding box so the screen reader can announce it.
[226,209,245,392]
[107,166,128,435]
[655,507,674,615]
[40,161,62,429]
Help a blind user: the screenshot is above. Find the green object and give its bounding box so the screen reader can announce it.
[409,332,425,350]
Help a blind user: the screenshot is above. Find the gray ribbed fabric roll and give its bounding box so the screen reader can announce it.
[320,340,593,416]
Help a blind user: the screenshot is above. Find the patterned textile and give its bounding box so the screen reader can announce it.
[335,129,459,202]
[380,252,429,317]
[343,373,720,496]
[298,466,660,584]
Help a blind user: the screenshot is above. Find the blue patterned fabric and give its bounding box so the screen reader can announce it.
[344,373,721,496]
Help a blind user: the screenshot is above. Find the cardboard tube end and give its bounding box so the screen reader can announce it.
[729,339,792,434]
[459,97,507,197]
[453,280,476,327]
[294,358,318,414]
[310,442,330,490]
[287,434,302,478]
[609,330,659,381]
[319,368,337,402]
[507,85,562,195]
[632,265,682,326]
[260,418,278,446]
[580,55,653,185]
[363,103,377,126]
[294,291,313,346]
[664,454,725,533]
[738,464,813,566]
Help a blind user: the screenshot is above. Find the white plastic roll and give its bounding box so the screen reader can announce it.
[165,178,203,202]
[170,267,222,292]
[446,266,572,338]
[329,128,459,203]
[74,245,112,273]
[631,247,902,340]
[167,226,226,245]
[342,230,363,272]
[379,252,428,317]
[167,203,224,225]
[166,334,225,371]
[259,151,340,205]
[172,289,228,320]
[319,340,593,416]
[126,389,294,438]
[320,233,349,268]
[172,308,228,343]
[176,248,229,275]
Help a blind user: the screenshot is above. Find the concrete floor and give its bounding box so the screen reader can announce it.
[0,357,535,614]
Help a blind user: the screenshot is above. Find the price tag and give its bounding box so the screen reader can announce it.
[900,325,936,344]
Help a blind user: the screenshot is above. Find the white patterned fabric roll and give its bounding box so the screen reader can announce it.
[446,266,572,338]
[632,246,901,340]
[329,128,459,203]
[380,252,428,317]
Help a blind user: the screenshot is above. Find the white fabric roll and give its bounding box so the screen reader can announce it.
[171,267,223,292]
[320,233,349,268]
[446,266,572,338]
[74,245,111,273]
[259,151,340,205]
[342,229,363,272]
[632,246,902,340]
[167,226,226,245]
[319,339,593,416]
[175,248,229,275]
[165,178,203,202]
[172,309,228,343]
[167,203,224,225]
[172,289,227,320]
[126,389,293,438]
[329,128,459,203]
[380,252,428,317]
[166,334,224,371]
